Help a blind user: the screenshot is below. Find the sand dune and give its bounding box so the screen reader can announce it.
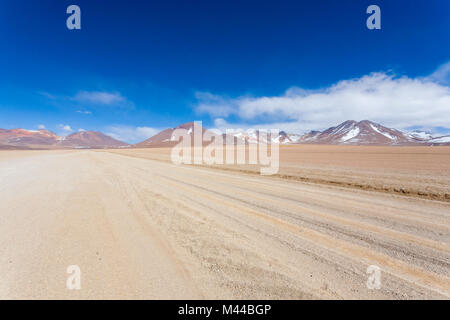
[0,148,449,299]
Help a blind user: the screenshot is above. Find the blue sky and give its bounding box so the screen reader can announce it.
[1,0,449,142]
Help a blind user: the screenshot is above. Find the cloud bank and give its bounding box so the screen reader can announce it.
[196,63,450,133]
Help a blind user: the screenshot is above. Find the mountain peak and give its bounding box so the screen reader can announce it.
[61,131,128,148]
[176,122,196,129]
[301,120,427,145]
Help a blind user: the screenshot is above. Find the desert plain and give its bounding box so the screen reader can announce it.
[0,145,449,299]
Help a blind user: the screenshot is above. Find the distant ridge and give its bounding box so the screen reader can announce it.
[134,120,450,147]
[0,128,60,146]
[299,120,450,146]
[1,120,448,149]
[0,128,128,149]
[59,131,129,148]
[300,120,413,145]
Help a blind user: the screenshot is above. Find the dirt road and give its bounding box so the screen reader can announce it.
[0,150,449,299]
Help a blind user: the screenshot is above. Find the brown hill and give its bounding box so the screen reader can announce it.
[0,128,128,149]
[135,122,208,147]
[60,131,129,148]
[0,129,60,147]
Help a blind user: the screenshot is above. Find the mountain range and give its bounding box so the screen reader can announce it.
[0,129,127,149]
[136,120,450,147]
[1,120,449,149]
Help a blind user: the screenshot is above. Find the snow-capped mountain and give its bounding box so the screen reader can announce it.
[223,129,302,145]
[4,121,447,149]
[227,121,449,146]
[300,120,414,145]
[428,135,450,144]
[136,123,303,147]
[276,131,302,144]
[405,130,435,141]
[135,120,450,147]
[298,121,450,145]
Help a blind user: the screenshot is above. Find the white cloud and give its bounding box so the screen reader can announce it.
[427,62,450,85]
[195,92,237,117]
[73,91,129,106]
[196,66,450,133]
[106,125,160,144]
[212,118,305,133]
[78,128,86,132]
[37,124,46,129]
[39,90,133,110]
[58,124,73,135]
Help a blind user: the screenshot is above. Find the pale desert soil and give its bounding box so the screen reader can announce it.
[111,145,450,202]
[0,148,449,299]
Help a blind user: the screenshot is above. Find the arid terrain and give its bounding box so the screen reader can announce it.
[0,146,449,299]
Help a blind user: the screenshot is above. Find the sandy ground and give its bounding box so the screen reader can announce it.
[111,145,450,202]
[0,148,449,299]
